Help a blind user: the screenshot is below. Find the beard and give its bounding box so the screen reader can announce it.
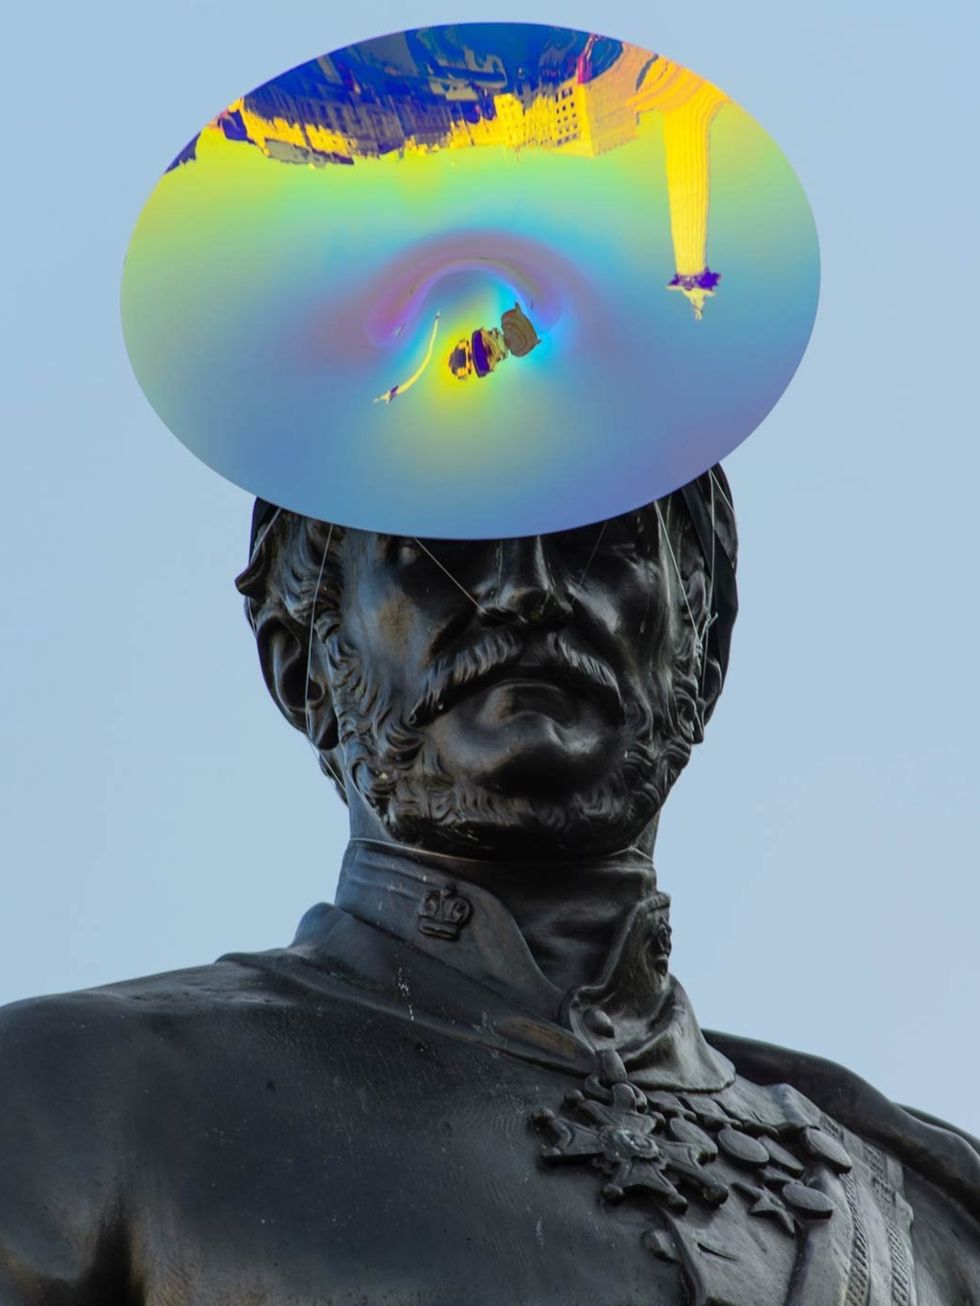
[322,628,704,860]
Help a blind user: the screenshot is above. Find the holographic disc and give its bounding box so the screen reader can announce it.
[122,22,819,538]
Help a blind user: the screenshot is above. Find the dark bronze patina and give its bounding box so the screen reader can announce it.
[0,471,977,1304]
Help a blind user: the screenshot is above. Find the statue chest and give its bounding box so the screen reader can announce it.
[121,1007,909,1306]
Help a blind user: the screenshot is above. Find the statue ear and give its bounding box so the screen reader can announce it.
[256,618,338,751]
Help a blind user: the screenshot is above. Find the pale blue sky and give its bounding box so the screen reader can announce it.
[1,0,977,1134]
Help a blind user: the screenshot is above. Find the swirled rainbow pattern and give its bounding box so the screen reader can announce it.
[122,22,819,538]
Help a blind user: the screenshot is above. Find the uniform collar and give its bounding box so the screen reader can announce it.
[299,837,735,1094]
[334,838,566,1015]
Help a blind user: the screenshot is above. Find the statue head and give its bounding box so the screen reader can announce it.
[235,472,737,862]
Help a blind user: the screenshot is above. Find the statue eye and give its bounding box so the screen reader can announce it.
[382,536,425,568]
[396,540,422,567]
[596,533,637,557]
[555,516,645,569]
[391,537,485,573]
[583,525,642,564]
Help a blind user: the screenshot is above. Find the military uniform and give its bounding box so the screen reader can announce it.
[1,841,977,1304]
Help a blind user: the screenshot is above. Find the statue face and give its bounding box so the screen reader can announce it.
[307,510,708,859]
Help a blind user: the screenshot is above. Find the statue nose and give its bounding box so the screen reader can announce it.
[481,536,573,626]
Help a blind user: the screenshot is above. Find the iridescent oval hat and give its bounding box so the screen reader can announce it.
[122,21,819,540]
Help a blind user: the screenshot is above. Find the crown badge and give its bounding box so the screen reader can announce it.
[418,885,473,941]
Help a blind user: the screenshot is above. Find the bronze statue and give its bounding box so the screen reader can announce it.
[1,470,977,1304]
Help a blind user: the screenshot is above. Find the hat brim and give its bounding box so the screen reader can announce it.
[122,22,818,539]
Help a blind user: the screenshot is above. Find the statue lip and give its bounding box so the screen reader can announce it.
[408,635,626,728]
[446,658,623,722]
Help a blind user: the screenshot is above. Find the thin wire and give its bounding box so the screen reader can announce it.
[654,501,702,660]
[577,521,607,586]
[620,842,654,863]
[303,524,345,789]
[305,523,334,692]
[413,538,488,616]
[707,475,717,618]
[708,466,733,515]
[256,505,282,549]
[702,473,717,695]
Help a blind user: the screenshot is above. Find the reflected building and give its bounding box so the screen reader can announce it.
[629,62,729,318]
[165,135,199,172]
[192,29,728,316]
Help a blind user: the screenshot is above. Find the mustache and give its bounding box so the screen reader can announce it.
[407,627,624,728]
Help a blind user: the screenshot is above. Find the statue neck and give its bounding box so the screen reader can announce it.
[434,850,656,993]
[342,797,659,994]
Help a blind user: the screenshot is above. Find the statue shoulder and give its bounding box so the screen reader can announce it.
[0,956,264,1036]
[0,950,321,1065]
[0,963,242,1127]
[0,956,333,1298]
[0,983,157,1297]
[0,980,157,1100]
[0,946,359,1120]
[706,1028,980,1219]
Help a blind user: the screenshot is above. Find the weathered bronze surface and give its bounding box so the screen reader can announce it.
[1,471,976,1304]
